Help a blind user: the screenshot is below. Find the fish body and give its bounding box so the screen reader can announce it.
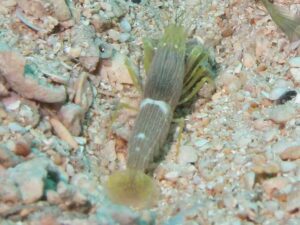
[105,24,216,208]
[106,25,187,208]
[127,25,186,171]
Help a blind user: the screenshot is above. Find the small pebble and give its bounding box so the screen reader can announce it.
[164,171,179,181]
[0,125,9,135]
[280,161,297,172]
[19,177,44,203]
[91,14,112,32]
[252,162,280,175]
[256,63,267,72]
[74,137,87,145]
[100,2,112,11]
[221,26,234,38]
[268,87,290,101]
[263,129,278,142]
[243,53,256,68]
[274,210,285,220]
[178,146,198,165]
[262,177,289,198]
[8,122,27,133]
[286,189,300,213]
[46,190,61,204]
[271,140,299,154]
[108,29,120,42]
[280,145,300,161]
[192,175,201,185]
[0,178,20,203]
[217,72,242,92]
[119,18,131,32]
[243,172,255,189]
[8,158,55,203]
[67,47,81,58]
[111,1,128,18]
[268,104,297,124]
[73,190,88,205]
[232,130,253,148]
[0,145,21,168]
[71,173,97,194]
[255,34,269,58]
[119,33,131,42]
[2,0,17,7]
[290,68,300,82]
[102,140,116,162]
[58,103,84,136]
[273,79,294,89]
[194,139,209,149]
[288,57,300,67]
[100,52,134,84]
[4,99,20,110]
[66,163,75,177]
[14,140,31,157]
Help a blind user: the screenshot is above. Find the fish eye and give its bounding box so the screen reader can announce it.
[100,46,105,53]
[99,43,113,59]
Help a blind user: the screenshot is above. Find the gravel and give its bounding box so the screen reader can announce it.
[0,0,299,224]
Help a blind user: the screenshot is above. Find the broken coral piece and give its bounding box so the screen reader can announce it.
[28,56,70,85]
[49,0,72,22]
[0,80,9,97]
[49,117,79,149]
[16,0,59,33]
[0,50,66,103]
[0,144,22,168]
[17,0,48,19]
[99,52,134,85]
[74,72,94,112]
[2,94,41,127]
[7,157,64,204]
[58,103,84,136]
[71,24,100,72]
[17,0,71,22]
[16,0,72,33]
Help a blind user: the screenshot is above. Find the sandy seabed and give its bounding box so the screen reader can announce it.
[0,0,299,224]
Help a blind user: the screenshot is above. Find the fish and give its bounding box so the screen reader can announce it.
[105,23,216,208]
[105,24,187,208]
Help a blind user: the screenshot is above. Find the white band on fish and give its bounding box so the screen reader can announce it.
[140,98,171,115]
[136,132,146,140]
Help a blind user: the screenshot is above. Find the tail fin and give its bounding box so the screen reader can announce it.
[261,0,300,42]
[105,169,159,209]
